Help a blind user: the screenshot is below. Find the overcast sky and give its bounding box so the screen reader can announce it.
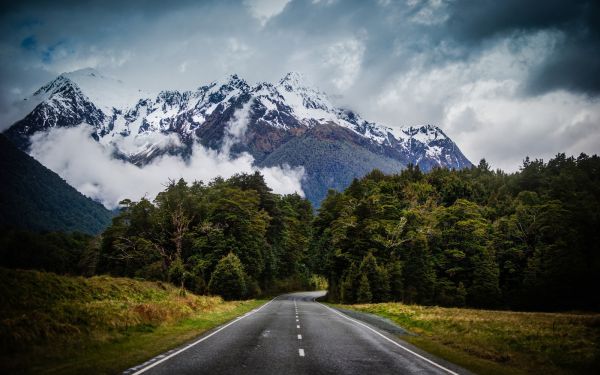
[1,0,599,171]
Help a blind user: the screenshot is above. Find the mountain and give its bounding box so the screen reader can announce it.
[4,68,472,206]
[0,134,113,234]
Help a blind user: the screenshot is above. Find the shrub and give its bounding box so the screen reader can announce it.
[208,253,247,300]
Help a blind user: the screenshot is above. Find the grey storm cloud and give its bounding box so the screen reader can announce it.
[1,0,599,172]
[442,0,600,96]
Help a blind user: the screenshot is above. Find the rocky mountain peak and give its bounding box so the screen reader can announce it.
[4,68,473,206]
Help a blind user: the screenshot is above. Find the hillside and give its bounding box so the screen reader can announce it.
[0,134,112,234]
[0,267,263,374]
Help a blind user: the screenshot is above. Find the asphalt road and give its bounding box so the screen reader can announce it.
[124,291,469,375]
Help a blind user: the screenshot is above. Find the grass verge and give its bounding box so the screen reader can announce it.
[0,267,265,374]
[337,302,600,375]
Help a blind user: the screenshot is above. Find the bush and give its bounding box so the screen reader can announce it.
[168,258,185,288]
[208,253,247,300]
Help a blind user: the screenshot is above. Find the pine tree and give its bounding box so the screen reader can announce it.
[374,265,390,302]
[388,261,403,301]
[208,253,247,300]
[468,251,501,308]
[456,282,467,307]
[403,233,436,304]
[340,262,359,304]
[356,274,372,303]
[358,251,389,302]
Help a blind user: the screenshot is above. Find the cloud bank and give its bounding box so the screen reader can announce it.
[1,0,600,172]
[29,123,305,209]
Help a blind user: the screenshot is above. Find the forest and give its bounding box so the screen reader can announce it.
[312,153,600,311]
[97,172,317,298]
[1,153,598,311]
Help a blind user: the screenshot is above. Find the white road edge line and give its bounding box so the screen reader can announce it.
[299,348,305,357]
[317,302,459,375]
[130,298,276,375]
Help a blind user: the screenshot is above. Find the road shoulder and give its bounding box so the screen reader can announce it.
[324,303,475,375]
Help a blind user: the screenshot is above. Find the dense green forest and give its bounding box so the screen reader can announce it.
[0,171,319,299]
[98,172,316,298]
[0,134,113,234]
[2,152,598,311]
[312,154,600,311]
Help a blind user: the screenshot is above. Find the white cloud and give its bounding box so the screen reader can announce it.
[221,100,253,155]
[179,61,188,73]
[28,124,305,209]
[323,38,366,90]
[42,46,133,75]
[446,88,600,171]
[216,38,254,73]
[2,1,599,177]
[408,0,449,25]
[361,31,599,171]
[244,0,291,27]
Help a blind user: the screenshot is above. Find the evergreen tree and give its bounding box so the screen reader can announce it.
[403,233,436,304]
[356,274,372,303]
[358,252,390,302]
[340,262,359,304]
[468,251,501,308]
[456,282,467,307]
[388,261,404,301]
[208,253,247,300]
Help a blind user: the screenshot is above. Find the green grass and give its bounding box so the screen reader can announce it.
[337,302,600,375]
[0,268,265,374]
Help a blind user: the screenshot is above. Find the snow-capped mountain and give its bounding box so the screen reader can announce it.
[4,68,472,206]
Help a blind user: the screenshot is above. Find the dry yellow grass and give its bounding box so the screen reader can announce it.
[0,268,265,374]
[342,303,600,375]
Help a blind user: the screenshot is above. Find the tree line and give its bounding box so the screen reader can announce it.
[98,172,316,299]
[2,153,598,310]
[312,153,600,311]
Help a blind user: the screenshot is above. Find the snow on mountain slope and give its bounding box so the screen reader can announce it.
[61,68,149,113]
[4,69,472,205]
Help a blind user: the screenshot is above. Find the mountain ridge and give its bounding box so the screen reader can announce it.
[4,68,472,206]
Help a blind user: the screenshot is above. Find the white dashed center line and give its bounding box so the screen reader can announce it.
[294,299,304,357]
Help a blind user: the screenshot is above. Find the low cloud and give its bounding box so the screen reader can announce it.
[29,124,305,209]
[323,37,366,90]
[221,100,252,155]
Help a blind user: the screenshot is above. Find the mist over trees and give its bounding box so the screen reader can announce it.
[313,154,600,311]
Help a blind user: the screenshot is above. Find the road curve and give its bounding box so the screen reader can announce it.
[124,291,470,375]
